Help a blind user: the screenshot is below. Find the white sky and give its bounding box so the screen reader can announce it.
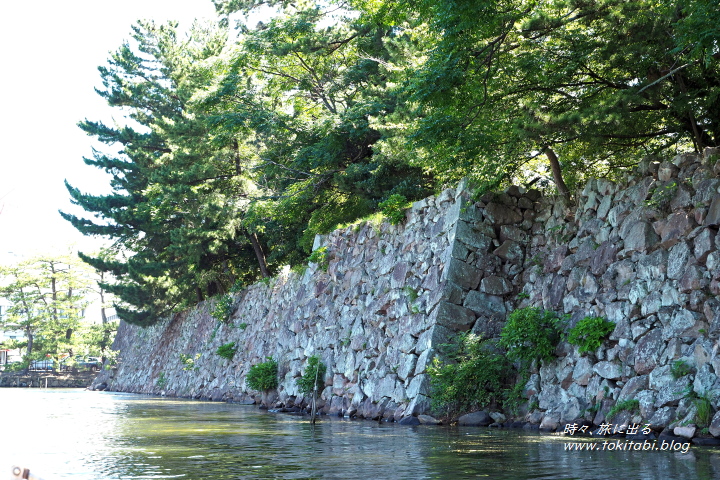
[0,0,220,265]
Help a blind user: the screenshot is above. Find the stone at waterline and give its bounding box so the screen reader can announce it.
[418,414,441,425]
[709,411,720,438]
[398,415,421,426]
[457,411,493,426]
[539,413,561,432]
[673,425,697,439]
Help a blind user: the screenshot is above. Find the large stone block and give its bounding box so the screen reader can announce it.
[633,328,664,375]
[435,302,476,331]
[705,195,720,226]
[480,276,512,295]
[623,221,659,254]
[593,361,622,380]
[484,202,523,224]
[455,220,493,251]
[710,411,720,438]
[667,241,692,280]
[463,291,506,319]
[493,240,524,264]
[445,257,482,289]
[458,411,493,426]
[591,241,620,276]
[542,274,567,310]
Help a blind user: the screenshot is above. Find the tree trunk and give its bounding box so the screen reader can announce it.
[26,330,33,358]
[545,147,571,203]
[247,232,270,278]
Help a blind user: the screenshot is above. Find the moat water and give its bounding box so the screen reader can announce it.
[1,389,718,479]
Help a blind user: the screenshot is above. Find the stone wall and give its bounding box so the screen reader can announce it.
[1,372,96,388]
[514,150,720,436]
[99,150,720,434]
[97,185,482,419]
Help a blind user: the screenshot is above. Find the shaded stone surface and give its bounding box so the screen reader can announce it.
[458,411,493,426]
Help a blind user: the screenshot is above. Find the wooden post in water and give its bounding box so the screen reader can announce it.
[310,361,320,424]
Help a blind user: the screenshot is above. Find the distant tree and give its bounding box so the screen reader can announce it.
[0,255,92,367]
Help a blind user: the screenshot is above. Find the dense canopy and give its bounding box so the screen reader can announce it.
[63,0,720,326]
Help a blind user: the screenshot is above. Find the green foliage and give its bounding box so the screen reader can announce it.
[246,357,278,391]
[211,294,236,323]
[307,247,329,271]
[403,286,419,302]
[499,307,565,366]
[238,322,248,330]
[0,255,93,362]
[694,395,713,428]
[66,0,720,329]
[216,342,237,361]
[296,355,327,395]
[378,194,411,225]
[180,353,201,371]
[428,333,513,418]
[671,360,693,379]
[645,181,678,209]
[606,399,640,420]
[2,359,29,373]
[156,372,168,389]
[567,317,616,354]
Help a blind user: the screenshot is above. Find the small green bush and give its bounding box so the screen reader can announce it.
[246,357,278,391]
[428,333,512,418]
[695,395,713,427]
[671,359,693,379]
[180,353,201,371]
[499,307,565,366]
[567,316,616,354]
[296,355,327,395]
[403,286,419,302]
[606,399,639,420]
[156,372,168,389]
[211,294,235,323]
[379,194,410,225]
[307,246,329,271]
[216,342,237,361]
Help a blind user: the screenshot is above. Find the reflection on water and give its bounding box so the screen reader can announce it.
[1,389,719,479]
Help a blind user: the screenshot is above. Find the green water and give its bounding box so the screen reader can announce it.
[1,389,718,479]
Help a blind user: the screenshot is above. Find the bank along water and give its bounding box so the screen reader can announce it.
[97,151,720,446]
[3,389,719,480]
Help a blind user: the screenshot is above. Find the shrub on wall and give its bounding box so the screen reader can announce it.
[211,294,235,323]
[499,307,566,366]
[246,357,278,391]
[378,194,411,225]
[216,342,237,361]
[428,333,511,418]
[296,355,327,395]
[567,316,615,354]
